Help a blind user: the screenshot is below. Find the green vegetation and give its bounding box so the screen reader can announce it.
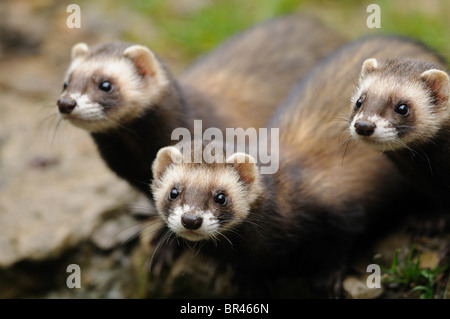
[121,0,449,67]
[381,246,448,299]
[126,0,302,60]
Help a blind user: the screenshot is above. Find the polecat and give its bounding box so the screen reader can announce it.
[149,36,444,297]
[56,15,345,198]
[349,57,450,211]
[57,42,187,197]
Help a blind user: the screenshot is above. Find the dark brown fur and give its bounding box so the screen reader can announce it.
[150,36,444,297]
[349,57,450,228]
[248,36,446,294]
[270,36,444,214]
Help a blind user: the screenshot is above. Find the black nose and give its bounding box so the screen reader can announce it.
[181,214,203,230]
[354,121,376,136]
[57,98,77,114]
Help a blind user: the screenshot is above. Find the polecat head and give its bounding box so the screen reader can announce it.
[349,57,449,151]
[56,42,170,133]
[150,143,262,242]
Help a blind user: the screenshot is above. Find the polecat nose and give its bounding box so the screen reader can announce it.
[181,214,203,230]
[57,98,77,114]
[354,121,376,136]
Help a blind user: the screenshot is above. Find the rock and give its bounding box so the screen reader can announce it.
[140,235,235,298]
[128,197,156,218]
[0,0,145,270]
[0,0,52,57]
[343,275,384,299]
[418,251,440,270]
[0,93,137,267]
[0,0,162,299]
[91,212,144,251]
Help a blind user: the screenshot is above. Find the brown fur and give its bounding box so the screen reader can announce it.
[57,15,345,197]
[349,56,450,216]
[180,14,345,129]
[148,36,445,297]
[254,36,446,293]
[270,36,444,212]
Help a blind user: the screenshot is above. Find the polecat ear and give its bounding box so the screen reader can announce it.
[124,45,161,78]
[226,153,258,186]
[152,146,183,180]
[71,42,89,60]
[361,58,378,76]
[420,69,449,107]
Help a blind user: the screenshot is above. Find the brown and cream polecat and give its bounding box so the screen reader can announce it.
[56,15,345,198]
[149,36,444,297]
[349,57,450,212]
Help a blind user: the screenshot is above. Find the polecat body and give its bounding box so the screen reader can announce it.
[180,14,345,129]
[151,141,313,295]
[150,36,443,296]
[57,42,187,197]
[56,15,344,197]
[349,57,450,208]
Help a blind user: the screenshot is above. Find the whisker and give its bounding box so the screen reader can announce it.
[38,112,59,127]
[147,227,174,273]
[338,134,353,165]
[104,116,142,141]
[387,142,395,152]
[208,233,219,247]
[392,138,435,174]
[138,221,166,240]
[109,220,149,247]
[240,218,267,231]
[216,231,233,247]
[126,202,158,219]
[413,146,434,175]
[394,139,417,156]
[219,213,266,232]
[50,117,64,147]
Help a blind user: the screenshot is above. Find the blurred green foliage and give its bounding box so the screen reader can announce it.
[121,0,449,67]
[125,0,302,61]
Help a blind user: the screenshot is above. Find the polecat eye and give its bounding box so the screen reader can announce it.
[168,188,179,200]
[63,81,69,91]
[395,104,409,116]
[355,97,363,109]
[214,193,227,206]
[99,81,113,92]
